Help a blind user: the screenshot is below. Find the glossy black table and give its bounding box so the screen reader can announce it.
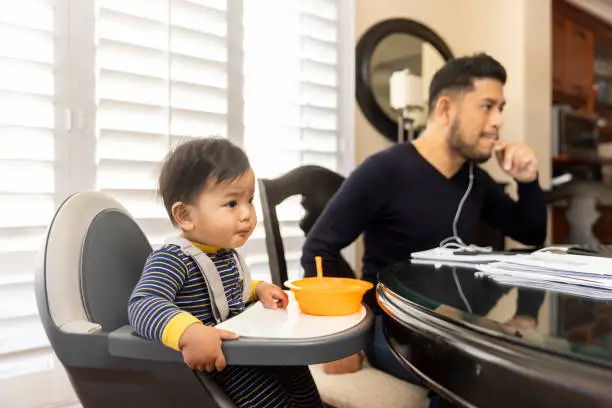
[376,260,612,408]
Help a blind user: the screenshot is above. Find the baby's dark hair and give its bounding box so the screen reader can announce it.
[158,137,251,225]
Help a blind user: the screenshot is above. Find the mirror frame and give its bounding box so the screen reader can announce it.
[356,18,454,143]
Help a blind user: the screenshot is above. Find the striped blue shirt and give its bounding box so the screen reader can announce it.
[128,243,246,343]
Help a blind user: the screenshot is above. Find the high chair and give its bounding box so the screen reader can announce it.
[35,191,373,407]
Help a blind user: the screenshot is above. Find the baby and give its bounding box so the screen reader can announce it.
[128,137,323,408]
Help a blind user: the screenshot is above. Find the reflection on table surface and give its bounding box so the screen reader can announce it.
[378,260,612,370]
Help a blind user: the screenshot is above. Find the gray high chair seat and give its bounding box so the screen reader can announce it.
[36,191,373,408]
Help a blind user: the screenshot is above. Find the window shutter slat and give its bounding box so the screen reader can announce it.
[0,350,55,380]
[243,0,341,178]
[242,1,345,277]
[96,0,228,247]
[0,0,55,364]
[0,315,48,355]
[96,0,170,246]
[99,0,169,22]
[170,54,227,86]
[0,250,37,275]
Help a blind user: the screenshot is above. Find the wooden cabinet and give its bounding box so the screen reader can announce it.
[552,13,566,91]
[551,1,612,245]
[552,13,594,100]
[552,1,612,136]
[567,23,594,96]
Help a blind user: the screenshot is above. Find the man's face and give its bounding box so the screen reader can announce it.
[446,79,505,163]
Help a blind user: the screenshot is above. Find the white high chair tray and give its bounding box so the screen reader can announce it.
[109,291,374,366]
[216,291,367,339]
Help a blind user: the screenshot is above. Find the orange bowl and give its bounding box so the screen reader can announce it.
[285,277,374,316]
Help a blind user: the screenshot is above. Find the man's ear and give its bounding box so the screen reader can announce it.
[434,95,453,125]
[171,202,194,231]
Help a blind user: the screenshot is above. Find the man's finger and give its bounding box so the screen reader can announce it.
[503,147,515,171]
[512,146,533,168]
[518,155,533,170]
[494,140,506,151]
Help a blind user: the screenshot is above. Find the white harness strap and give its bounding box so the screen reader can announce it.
[164,237,251,324]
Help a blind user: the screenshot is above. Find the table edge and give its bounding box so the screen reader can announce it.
[377,284,612,407]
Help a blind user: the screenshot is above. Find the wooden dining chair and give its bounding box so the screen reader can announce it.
[258,165,429,408]
[257,165,356,287]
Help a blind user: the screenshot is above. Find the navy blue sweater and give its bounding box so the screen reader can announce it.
[301,143,547,292]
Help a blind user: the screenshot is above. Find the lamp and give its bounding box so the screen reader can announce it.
[389,69,424,143]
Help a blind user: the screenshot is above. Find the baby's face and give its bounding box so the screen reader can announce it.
[186,168,257,249]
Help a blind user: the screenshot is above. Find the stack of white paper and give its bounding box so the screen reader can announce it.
[410,247,519,264]
[474,252,612,299]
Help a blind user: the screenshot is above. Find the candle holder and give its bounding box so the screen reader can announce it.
[395,105,424,143]
[389,68,424,143]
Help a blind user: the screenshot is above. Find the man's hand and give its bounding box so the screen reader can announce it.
[494,141,538,183]
[255,282,289,309]
[179,323,239,372]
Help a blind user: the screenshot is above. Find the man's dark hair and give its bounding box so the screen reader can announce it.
[158,137,251,224]
[427,52,507,113]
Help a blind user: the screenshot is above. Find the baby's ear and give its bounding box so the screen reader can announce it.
[171,202,193,230]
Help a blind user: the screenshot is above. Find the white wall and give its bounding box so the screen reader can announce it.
[421,42,445,104]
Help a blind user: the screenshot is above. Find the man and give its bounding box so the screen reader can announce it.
[300,53,547,390]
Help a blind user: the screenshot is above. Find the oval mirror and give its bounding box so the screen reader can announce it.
[356,19,454,143]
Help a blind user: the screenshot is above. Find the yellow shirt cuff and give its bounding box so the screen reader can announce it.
[161,312,202,351]
[250,280,262,302]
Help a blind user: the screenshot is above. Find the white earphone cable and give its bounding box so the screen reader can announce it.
[439,161,492,253]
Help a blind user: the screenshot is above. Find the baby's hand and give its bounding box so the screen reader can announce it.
[179,323,238,372]
[255,282,289,309]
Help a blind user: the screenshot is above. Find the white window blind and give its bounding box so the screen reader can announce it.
[95,0,228,247]
[0,0,57,377]
[242,0,344,281]
[0,1,352,397]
